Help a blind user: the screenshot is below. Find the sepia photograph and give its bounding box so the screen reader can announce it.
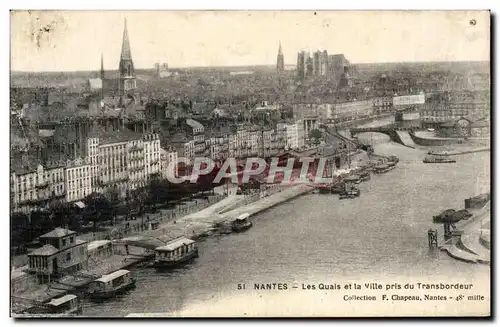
[9,9,491,318]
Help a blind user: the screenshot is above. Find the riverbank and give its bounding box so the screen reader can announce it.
[439,201,490,264]
[428,147,490,156]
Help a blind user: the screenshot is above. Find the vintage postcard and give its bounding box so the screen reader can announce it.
[10,10,490,318]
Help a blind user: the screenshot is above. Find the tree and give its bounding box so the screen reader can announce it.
[84,193,113,231]
[48,200,72,228]
[104,187,121,225]
[309,129,323,145]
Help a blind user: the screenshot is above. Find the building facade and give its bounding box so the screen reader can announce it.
[65,157,92,203]
[160,147,178,179]
[420,91,490,124]
[143,133,161,179]
[11,159,66,213]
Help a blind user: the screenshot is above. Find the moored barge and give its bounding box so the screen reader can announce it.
[152,237,199,269]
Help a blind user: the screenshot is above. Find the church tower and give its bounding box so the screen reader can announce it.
[277,41,284,74]
[100,53,105,80]
[119,18,136,94]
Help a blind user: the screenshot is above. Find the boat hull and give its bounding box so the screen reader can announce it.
[339,194,359,199]
[423,160,456,163]
[89,280,137,301]
[152,249,199,270]
[232,222,253,233]
[374,166,396,174]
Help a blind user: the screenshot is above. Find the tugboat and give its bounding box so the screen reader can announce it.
[373,164,395,174]
[339,183,360,200]
[423,155,456,163]
[151,237,199,269]
[231,213,253,232]
[89,270,136,300]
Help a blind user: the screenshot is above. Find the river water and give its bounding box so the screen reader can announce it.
[84,126,491,317]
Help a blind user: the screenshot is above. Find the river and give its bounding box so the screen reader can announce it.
[83,128,491,317]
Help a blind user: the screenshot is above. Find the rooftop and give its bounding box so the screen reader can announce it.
[40,228,77,239]
[186,118,204,130]
[87,240,112,252]
[28,244,59,256]
[89,126,142,145]
[95,269,131,283]
[156,237,195,252]
[48,294,77,306]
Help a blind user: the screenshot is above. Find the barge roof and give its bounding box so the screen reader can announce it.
[95,269,130,283]
[156,238,195,252]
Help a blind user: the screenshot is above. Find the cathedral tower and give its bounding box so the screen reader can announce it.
[119,18,136,94]
[277,41,284,74]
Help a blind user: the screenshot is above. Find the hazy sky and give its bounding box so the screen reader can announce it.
[10,10,490,72]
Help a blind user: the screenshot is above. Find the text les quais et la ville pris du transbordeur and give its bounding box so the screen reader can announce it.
[236,282,487,302]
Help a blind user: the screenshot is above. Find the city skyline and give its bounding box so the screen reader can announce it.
[11,10,490,72]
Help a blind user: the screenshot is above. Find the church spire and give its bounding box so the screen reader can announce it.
[100,53,104,80]
[120,18,132,60]
[277,41,284,74]
[119,17,136,94]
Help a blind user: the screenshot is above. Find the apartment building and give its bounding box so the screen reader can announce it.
[10,153,66,213]
[160,147,178,179]
[65,157,92,203]
[143,133,161,178]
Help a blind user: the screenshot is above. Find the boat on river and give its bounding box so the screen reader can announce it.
[339,183,360,199]
[344,174,361,184]
[359,171,371,182]
[89,270,136,300]
[316,185,333,194]
[232,213,253,232]
[423,156,456,163]
[339,187,360,199]
[373,164,396,174]
[151,237,199,269]
[22,294,83,316]
[331,182,345,194]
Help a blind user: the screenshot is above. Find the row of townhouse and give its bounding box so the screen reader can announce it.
[11,129,161,213]
[420,91,490,124]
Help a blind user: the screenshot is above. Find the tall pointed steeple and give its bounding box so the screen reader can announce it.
[100,53,105,80]
[277,41,284,74]
[120,18,132,60]
[119,17,136,95]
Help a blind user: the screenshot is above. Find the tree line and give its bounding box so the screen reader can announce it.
[10,173,225,251]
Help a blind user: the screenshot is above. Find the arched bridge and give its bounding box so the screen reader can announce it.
[349,124,416,148]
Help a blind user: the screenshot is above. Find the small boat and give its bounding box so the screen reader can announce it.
[423,156,456,163]
[331,183,345,194]
[373,164,396,174]
[317,185,333,194]
[388,156,399,164]
[89,270,136,300]
[151,237,199,269]
[344,174,361,184]
[359,171,371,182]
[339,187,360,200]
[231,213,253,232]
[22,294,83,316]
